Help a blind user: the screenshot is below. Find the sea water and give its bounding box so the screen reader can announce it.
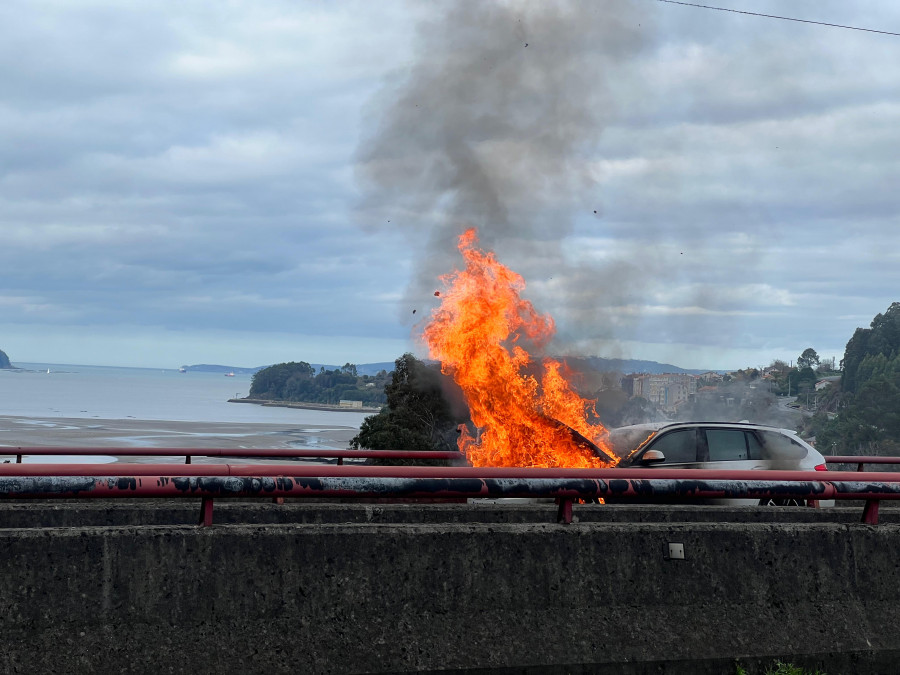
[0,363,366,428]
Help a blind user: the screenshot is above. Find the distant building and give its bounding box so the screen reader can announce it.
[621,373,698,413]
[620,374,643,398]
[815,376,840,391]
[339,400,363,408]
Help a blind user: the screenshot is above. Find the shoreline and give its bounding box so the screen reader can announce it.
[228,398,381,414]
[0,414,359,452]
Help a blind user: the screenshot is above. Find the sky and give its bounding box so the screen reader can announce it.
[1,0,899,371]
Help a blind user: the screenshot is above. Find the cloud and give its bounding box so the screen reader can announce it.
[0,0,898,371]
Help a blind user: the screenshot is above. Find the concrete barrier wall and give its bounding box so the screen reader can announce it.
[2,505,900,674]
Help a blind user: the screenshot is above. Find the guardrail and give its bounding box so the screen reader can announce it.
[3,459,900,526]
[825,455,900,472]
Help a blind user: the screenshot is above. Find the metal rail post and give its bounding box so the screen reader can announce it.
[199,497,214,527]
[862,499,880,525]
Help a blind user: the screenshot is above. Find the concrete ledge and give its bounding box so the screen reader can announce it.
[0,501,889,528]
[1,509,899,673]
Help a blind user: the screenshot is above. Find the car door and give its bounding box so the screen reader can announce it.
[701,428,764,472]
[634,428,703,468]
[699,428,764,505]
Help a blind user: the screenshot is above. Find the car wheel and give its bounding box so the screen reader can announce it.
[759,498,805,507]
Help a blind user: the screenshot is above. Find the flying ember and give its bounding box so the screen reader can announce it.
[423,228,614,468]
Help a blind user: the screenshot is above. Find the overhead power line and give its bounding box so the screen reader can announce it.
[654,0,900,37]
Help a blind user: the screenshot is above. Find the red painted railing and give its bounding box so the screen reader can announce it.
[825,456,900,472]
[3,449,900,525]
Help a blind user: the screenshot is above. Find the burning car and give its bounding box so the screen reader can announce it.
[423,228,827,504]
[606,421,828,506]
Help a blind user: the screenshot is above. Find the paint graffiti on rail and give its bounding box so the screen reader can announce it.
[0,476,97,496]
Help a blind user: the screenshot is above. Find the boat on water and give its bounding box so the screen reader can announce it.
[225,372,235,377]
[178,367,187,373]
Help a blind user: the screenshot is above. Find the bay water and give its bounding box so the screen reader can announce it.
[0,363,366,427]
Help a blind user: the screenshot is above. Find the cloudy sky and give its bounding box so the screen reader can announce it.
[2,0,898,371]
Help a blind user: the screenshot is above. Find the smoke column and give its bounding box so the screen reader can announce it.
[356,0,655,354]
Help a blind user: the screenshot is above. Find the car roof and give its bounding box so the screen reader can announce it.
[611,421,796,434]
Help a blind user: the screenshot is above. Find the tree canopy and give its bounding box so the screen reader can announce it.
[249,361,387,406]
[818,303,900,455]
[350,353,468,455]
[766,359,817,397]
[797,347,820,370]
[841,302,900,394]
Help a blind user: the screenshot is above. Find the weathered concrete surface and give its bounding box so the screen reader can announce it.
[1,505,900,674]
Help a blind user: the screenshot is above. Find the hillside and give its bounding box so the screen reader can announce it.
[184,357,704,377]
[567,355,712,375]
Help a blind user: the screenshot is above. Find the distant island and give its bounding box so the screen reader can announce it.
[181,362,396,377]
[241,361,390,408]
[0,349,11,369]
[179,364,266,375]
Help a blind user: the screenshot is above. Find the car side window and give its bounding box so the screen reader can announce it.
[705,429,752,461]
[645,429,697,463]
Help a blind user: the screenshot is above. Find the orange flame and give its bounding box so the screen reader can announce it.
[423,228,613,468]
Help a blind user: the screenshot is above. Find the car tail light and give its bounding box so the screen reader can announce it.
[814,463,828,471]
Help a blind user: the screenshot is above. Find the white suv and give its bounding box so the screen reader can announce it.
[608,421,828,505]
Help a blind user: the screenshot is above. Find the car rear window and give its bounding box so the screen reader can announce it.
[757,430,807,460]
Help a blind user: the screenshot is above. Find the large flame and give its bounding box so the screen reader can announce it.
[423,228,613,468]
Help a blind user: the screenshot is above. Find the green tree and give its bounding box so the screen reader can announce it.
[249,361,386,406]
[249,361,315,399]
[819,303,900,456]
[797,348,819,370]
[350,353,468,455]
[788,367,817,395]
[842,302,900,393]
